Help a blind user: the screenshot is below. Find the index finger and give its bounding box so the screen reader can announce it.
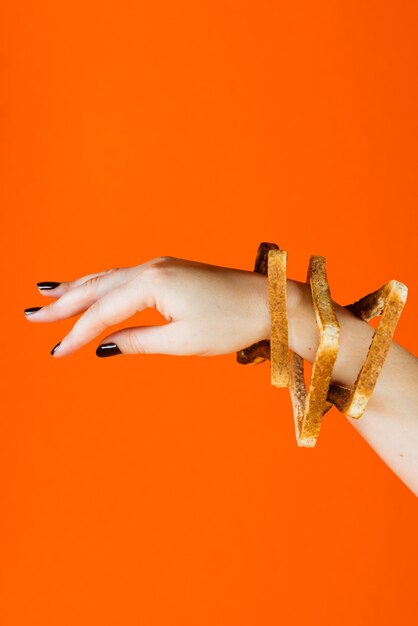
[51,273,156,358]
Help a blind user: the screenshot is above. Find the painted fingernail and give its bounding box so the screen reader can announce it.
[37,281,61,290]
[96,343,122,358]
[51,342,61,355]
[24,306,43,315]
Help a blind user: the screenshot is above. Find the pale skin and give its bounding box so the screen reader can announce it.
[24,256,418,496]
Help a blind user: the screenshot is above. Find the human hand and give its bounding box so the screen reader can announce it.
[24,256,279,358]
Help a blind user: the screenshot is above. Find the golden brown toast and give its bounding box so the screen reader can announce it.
[236,242,408,446]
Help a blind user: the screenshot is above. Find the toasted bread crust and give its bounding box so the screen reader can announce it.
[268,249,289,388]
[236,242,279,366]
[236,242,408,445]
[327,280,408,418]
[294,256,340,445]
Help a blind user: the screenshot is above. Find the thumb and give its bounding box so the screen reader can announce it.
[95,321,194,357]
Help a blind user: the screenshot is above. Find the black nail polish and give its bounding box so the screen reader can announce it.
[51,342,61,355]
[37,281,61,290]
[24,306,43,315]
[96,343,122,357]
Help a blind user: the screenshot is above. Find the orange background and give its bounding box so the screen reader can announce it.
[1,1,417,624]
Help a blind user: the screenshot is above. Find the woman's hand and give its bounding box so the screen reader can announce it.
[24,254,418,493]
[24,256,280,358]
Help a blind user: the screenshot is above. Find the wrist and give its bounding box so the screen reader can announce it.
[271,276,378,391]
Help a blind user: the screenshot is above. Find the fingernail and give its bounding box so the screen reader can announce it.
[51,342,61,355]
[24,306,43,315]
[96,343,122,358]
[37,281,61,290]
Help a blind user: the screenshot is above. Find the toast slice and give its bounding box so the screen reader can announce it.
[236,242,408,446]
[268,249,289,387]
[287,256,340,447]
[236,242,279,366]
[327,280,408,418]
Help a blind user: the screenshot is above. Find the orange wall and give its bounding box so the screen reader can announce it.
[1,2,417,624]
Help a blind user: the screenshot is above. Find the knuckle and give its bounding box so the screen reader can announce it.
[70,268,118,289]
[152,255,176,266]
[102,267,121,276]
[85,299,108,327]
[145,256,178,279]
[133,256,177,286]
[69,275,101,293]
[48,292,73,317]
[126,333,147,354]
[84,275,103,290]
[39,301,58,319]
[88,299,103,317]
[143,264,169,282]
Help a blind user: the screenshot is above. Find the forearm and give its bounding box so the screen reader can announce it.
[263,276,418,495]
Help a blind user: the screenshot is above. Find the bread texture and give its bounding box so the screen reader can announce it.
[236,242,408,446]
[288,255,340,447]
[327,279,408,418]
[236,242,279,366]
[268,249,289,388]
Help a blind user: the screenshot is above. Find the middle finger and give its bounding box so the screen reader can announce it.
[25,265,143,323]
